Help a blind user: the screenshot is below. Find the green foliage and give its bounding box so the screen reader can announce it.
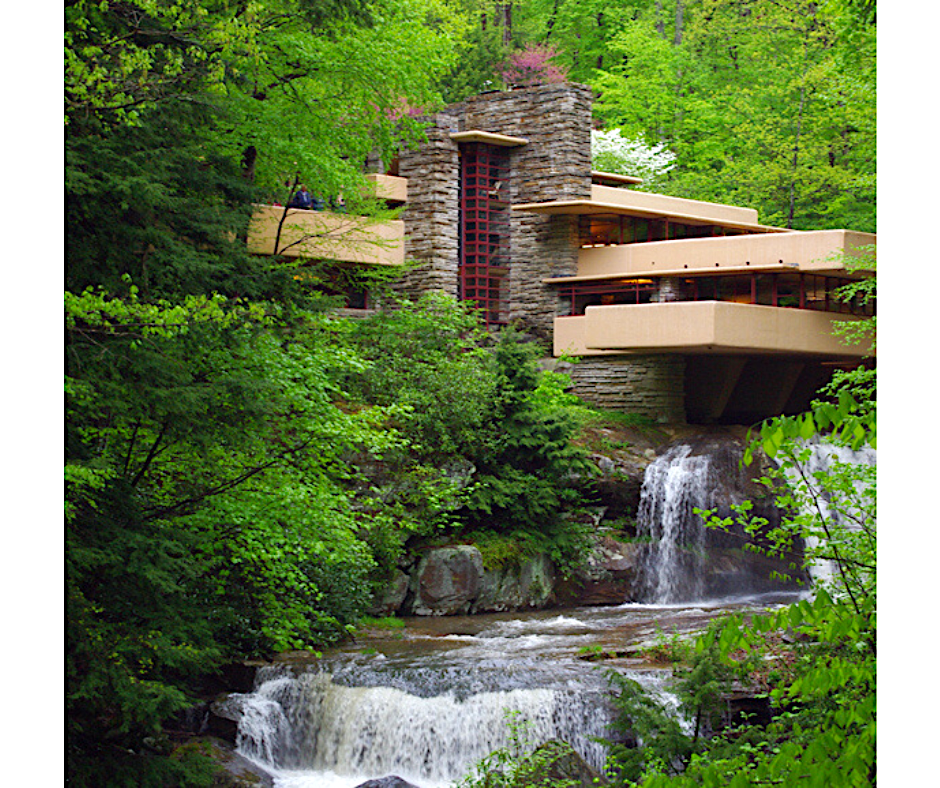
[65,1,464,780]
[341,291,498,458]
[65,288,395,780]
[462,329,594,534]
[454,711,589,788]
[587,0,876,232]
[605,672,697,783]
[358,615,407,629]
[341,299,594,571]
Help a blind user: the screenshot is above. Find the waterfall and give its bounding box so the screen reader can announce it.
[779,440,876,590]
[635,444,715,603]
[232,658,620,787]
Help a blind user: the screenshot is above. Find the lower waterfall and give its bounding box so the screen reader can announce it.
[225,604,778,788]
[224,432,823,787]
[233,664,612,786]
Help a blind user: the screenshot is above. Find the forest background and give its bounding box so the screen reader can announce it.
[0,0,926,782]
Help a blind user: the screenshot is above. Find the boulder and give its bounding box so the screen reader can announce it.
[410,545,485,615]
[368,569,411,616]
[206,695,243,744]
[472,553,556,613]
[555,535,641,605]
[173,737,275,788]
[589,453,645,523]
[353,777,422,788]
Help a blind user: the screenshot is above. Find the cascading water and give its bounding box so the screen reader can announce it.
[226,604,785,788]
[633,435,806,603]
[778,439,876,589]
[225,433,808,788]
[235,664,609,787]
[635,444,716,603]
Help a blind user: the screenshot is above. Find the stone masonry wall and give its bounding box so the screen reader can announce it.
[564,355,687,423]
[394,111,461,300]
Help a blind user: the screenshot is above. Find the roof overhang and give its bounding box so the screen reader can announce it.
[591,170,643,186]
[512,199,790,234]
[450,130,529,147]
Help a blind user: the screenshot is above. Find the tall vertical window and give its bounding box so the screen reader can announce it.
[459,143,510,326]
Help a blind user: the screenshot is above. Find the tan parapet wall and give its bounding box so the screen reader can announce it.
[247,204,405,266]
[578,302,872,358]
[575,229,876,279]
[364,173,408,203]
[553,315,623,358]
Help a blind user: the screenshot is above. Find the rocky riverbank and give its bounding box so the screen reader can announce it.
[368,422,802,617]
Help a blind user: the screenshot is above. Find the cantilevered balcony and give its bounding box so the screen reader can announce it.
[247,204,405,266]
[554,302,872,359]
[365,173,408,203]
[568,229,875,281]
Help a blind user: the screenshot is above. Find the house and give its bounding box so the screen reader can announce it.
[248,82,875,425]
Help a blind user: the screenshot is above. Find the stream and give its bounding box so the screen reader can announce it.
[229,592,801,788]
[227,434,868,787]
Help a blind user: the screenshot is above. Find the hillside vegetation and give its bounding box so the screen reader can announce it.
[65,1,875,784]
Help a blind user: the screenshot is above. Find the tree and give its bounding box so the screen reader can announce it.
[591,127,677,189]
[65,286,402,783]
[591,0,876,232]
[66,0,461,297]
[65,1,461,782]
[499,42,570,86]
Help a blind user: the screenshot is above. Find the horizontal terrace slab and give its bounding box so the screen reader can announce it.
[544,229,876,282]
[554,302,871,359]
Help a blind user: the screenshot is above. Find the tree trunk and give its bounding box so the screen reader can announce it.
[502,3,513,47]
[787,73,808,229]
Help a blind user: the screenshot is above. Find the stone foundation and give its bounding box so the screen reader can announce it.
[565,354,687,423]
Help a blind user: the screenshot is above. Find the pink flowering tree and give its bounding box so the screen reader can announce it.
[500,44,569,88]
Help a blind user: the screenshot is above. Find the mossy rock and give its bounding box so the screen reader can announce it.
[173,737,275,788]
[511,740,608,788]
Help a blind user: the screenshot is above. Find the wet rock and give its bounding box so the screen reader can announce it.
[411,545,485,615]
[207,694,248,745]
[589,453,646,523]
[555,535,641,606]
[472,553,556,613]
[353,777,421,788]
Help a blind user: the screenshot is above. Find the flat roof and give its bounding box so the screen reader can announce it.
[512,199,790,234]
[450,130,529,147]
[591,170,643,186]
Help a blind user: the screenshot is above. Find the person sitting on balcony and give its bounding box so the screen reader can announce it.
[288,185,314,210]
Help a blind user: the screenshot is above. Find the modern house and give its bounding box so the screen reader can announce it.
[248,82,875,425]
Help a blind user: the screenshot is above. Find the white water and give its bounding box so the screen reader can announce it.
[636,444,716,603]
[238,671,605,787]
[227,435,814,787]
[229,599,796,788]
[780,439,876,588]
